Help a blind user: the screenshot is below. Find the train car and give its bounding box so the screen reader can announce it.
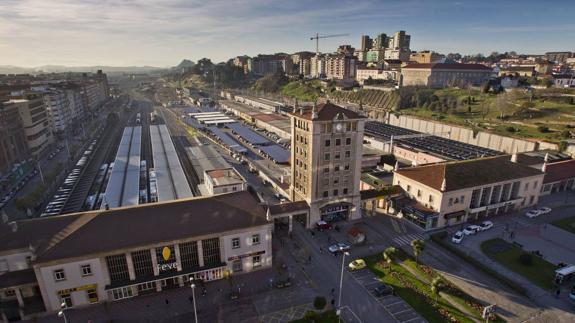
[150,111,157,124]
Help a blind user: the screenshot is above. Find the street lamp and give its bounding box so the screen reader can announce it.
[338,251,350,323]
[190,278,198,323]
[58,301,68,323]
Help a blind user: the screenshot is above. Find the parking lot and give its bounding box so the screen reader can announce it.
[348,267,425,323]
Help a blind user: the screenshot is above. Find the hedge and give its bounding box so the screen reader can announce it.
[430,231,527,296]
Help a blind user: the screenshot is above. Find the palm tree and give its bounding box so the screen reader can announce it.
[411,239,426,264]
[430,276,443,303]
[383,247,398,270]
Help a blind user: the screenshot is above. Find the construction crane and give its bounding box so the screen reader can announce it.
[310,33,350,54]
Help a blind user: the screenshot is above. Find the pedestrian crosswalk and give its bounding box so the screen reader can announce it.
[392,233,425,246]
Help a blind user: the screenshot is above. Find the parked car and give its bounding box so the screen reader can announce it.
[348,259,366,271]
[525,210,541,218]
[315,220,332,231]
[328,242,351,254]
[373,284,394,297]
[479,221,494,231]
[274,278,292,289]
[451,231,464,244]
[537,206,552,215]
[463,225,480,235]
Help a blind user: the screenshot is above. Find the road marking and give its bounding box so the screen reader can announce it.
[401,316,424,323]
[392,308,415,315]
[392,219,401,233]
[392,233,425,246]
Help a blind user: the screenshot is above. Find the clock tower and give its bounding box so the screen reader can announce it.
[289,101,365,228]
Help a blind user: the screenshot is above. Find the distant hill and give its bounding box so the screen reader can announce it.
[175,59,195,70]
[0,65,165,75]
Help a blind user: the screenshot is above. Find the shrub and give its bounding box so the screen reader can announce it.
[506,126,516,133]
[519,253,534,266]
[304,310,318,320]
[561,130,572,139]
[537,125,549,133]
[313,296,326,310]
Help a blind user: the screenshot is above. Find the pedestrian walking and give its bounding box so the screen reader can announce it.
[308,255,312,263]
[331,299,335,307]
[319,247,323,253]
[556,288,561,298]
[331,288,335,296]
[188,295,194,304]
[165,299,169,305]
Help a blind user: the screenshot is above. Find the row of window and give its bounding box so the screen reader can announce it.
[53,264,92,282]
[323,164,350,173]
[324,150,351,161]
[322,188,349,198]
[231,234,260,249]
[321,122,357,133]
[325,137,352,147]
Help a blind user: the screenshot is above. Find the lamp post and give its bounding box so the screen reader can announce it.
[190,278,198,323]
[58,301,68,323]
[337,251,350,322]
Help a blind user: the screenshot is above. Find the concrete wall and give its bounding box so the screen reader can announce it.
[386,113,558,153]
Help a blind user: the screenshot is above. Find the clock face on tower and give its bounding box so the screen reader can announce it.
[335,123,343,132]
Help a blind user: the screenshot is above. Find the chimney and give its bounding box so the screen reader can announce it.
[311,102,318,120]
[440,178,447,192]
[544,152,549,163]
[412,159,418,167]
[394,161,399,171]
[541,162,547,173]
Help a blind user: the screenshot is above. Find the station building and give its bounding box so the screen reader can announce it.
[0,191,272,320]
[390,155,544,230]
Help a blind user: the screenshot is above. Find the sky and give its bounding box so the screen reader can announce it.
[0,0,574,67]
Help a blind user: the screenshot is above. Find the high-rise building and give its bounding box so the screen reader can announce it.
[0,101,29,175]
[373,33,388,50]
[310,55,326,78]
[360,35,373,51]
[289,101,365,227]
[325,55,357,80]
[4,92,53,156]
[337,45,355,57]
[389,30,410,51]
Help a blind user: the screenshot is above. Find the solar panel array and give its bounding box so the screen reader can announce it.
[257,145,290,164]
[226,123,270,145]
[207,127,248,154]
[102,126,141,209]
[365,121,501,161]
[151,124,194,201]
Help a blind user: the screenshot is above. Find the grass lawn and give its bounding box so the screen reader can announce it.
[365,252,481,323]
[481,238,556,290]
[290,310,338,323]
[552,216,575,235]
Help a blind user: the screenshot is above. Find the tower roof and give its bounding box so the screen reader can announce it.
[289,102,364,121]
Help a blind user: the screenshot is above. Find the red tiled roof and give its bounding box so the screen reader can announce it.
[253,113,288,122]
[395,156,543,192]
[544,159,575,183]
[289,102,364,121]
[403,63,492,71]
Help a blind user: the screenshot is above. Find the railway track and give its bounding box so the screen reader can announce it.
[158,105,201,196]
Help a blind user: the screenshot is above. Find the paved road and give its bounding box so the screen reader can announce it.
[291,222,416,323]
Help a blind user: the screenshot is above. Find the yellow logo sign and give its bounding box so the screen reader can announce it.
[162,247,171,261]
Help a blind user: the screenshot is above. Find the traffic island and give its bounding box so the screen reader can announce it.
[365,250,502,323]
[480,238,556,290]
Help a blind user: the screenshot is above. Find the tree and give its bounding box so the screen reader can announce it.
[411,239,426,264]
[383,247,398,268]
[314,296,326,310]
[496,93,511,119]
[430,277,444,303]
[480,95,490,119]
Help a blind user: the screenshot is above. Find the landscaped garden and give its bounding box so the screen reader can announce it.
[481,238,556,290]
[551,216,575,235]
[366,247,502,323]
